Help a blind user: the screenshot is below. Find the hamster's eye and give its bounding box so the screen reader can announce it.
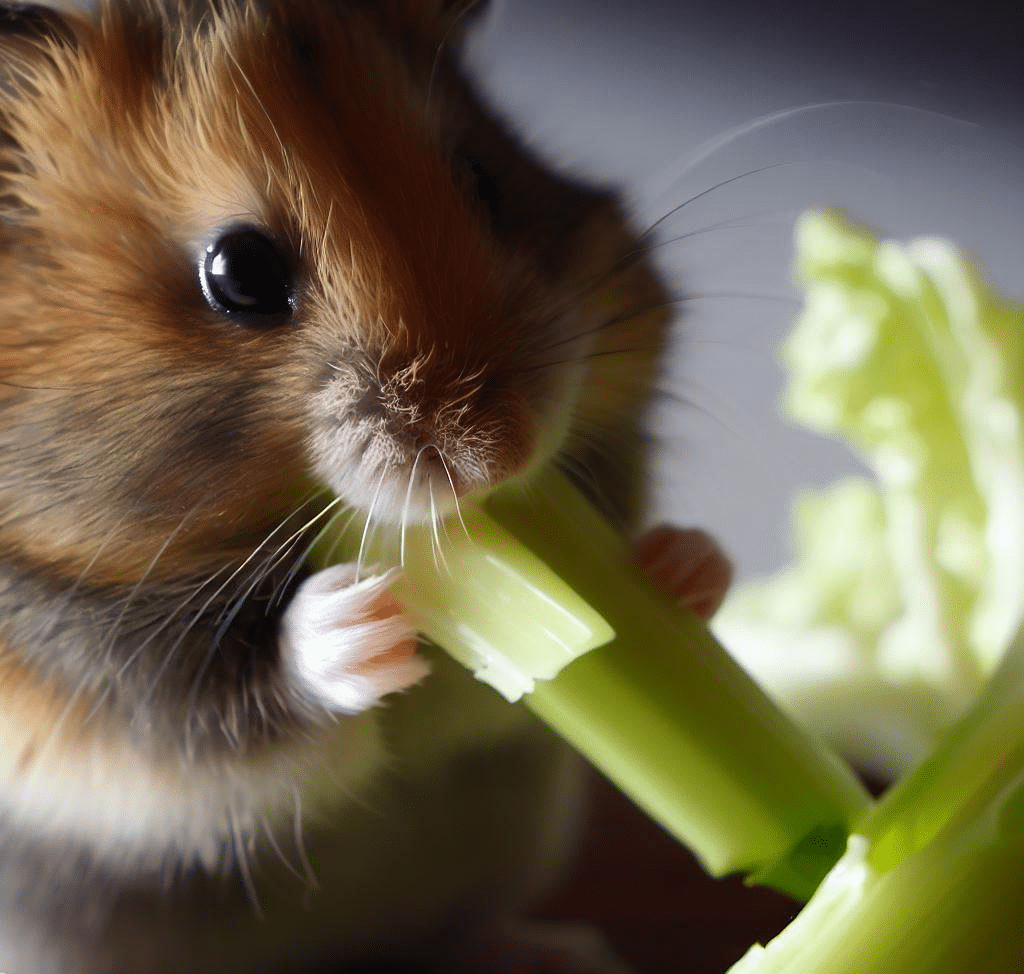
[459,155,502,220]
[199,227,295,328]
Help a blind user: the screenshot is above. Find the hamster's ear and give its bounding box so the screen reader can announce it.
[0,2,75,47]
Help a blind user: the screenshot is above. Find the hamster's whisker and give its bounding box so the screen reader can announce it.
[100,494,217,659]
[127,507,316,702]
[115,525,269,684]
[269,504,358,612]
[184,500,348,724]
[251,494,344,597]
[652,381,746,438]
[41,508,133,644]
[542,206,788,332]
[434,445,470,545]
[259,812,310,889]
[626,206,800,264]
[638,161,799,242]
[275,505,361,608]
[292,786,318,891]
[540,283,714,358]
[428,479,449,575]
[109,557,237,684]
[432,447,462,545]
[230,809,263,918]
[401,446,428,569]
[522,342,665,377]
[540,184,800,338]
[357,468,388,581]
[534,288,799,366]
[553,446,622,534]
[424,0,486,111]
[427,480,439,572]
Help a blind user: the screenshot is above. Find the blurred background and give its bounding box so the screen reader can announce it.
[467,0,1024,583]
[464,2,1023,970]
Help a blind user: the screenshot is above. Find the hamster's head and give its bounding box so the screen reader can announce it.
[0,0,670,583]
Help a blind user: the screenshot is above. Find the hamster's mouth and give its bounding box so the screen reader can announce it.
[307,404,543,528]
[307,348,583,528]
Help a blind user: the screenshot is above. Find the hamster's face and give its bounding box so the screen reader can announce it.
[0,0,669,582]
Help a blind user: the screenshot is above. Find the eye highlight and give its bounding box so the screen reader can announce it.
[199,226,295,328]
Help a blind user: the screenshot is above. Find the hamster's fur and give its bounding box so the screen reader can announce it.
[0,0,673,971]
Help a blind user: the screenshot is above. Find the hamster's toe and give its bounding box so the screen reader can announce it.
[634,525,733,620]
[279,564,428,713]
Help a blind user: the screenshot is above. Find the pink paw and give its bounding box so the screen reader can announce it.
[279,564,428,713]
[633,525,733,620]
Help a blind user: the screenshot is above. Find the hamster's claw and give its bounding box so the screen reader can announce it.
[279,563,428,713]
[633,525,733,620]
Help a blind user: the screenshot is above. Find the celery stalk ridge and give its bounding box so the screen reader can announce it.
[311,467,871,902]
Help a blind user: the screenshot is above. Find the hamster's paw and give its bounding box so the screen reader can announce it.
[634,525,733,620]
[279,564,428,713]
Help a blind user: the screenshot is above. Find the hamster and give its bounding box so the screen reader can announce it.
[0,1,730,971]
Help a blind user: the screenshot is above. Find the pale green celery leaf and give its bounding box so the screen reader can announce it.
[715,211,1024,777]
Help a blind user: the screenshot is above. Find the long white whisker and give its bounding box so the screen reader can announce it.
[428,479,440,572]
[401,446,428,569]
[259,814,307,887]
[117,503,303,683]
[434,446,470,543]
[255,495,345,594]
[357,468,388,582]
[272,504,360,609]
[428,479,450,576]
[230,811,262,917]
[643,99,978,209]
[293,786,318,890]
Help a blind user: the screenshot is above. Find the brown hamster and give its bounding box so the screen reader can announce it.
[0,1,722,971]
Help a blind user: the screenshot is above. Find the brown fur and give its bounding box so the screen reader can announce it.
[0,0,671,970]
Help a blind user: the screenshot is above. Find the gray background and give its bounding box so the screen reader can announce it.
[467,0,1024,580]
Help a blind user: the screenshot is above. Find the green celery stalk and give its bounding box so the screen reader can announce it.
[730,625,1024,974]
[863,621,1024,872]
[311,466,871,900]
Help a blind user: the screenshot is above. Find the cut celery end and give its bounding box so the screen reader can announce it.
[309,504,614,702]
[732,626,1024,973]
[488,470,870,899]
[731,769,1024,974]
[310,468,871,899]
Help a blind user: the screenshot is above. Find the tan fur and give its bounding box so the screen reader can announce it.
[0,0,672,970]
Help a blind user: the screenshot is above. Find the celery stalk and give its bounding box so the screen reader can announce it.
[311,467,871,900]
[310,500,614,702]
[730,626,1024,974]
[863,621,1024,872]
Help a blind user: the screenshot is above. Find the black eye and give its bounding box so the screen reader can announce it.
[460,155,501,219]
[199,226,295,328]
